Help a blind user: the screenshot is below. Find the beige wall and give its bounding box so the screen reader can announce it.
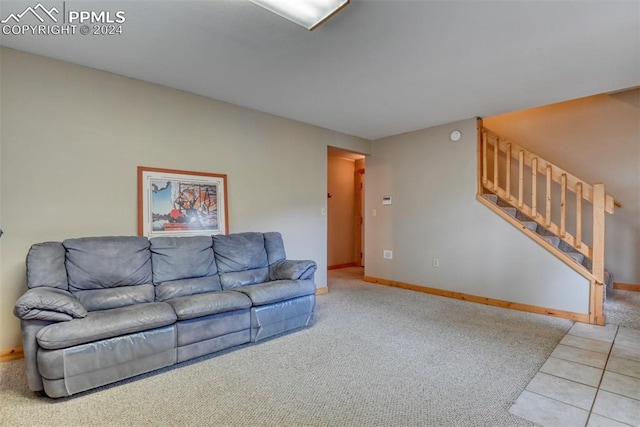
[365,119,590,314]
[484,91,640,283]
[0,48,370,349]
[327,155,356,266]
[2,47,627,351]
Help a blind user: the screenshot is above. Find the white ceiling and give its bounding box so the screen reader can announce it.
[1,0,638,140]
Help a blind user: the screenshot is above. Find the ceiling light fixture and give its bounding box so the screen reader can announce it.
[250,0,350,31]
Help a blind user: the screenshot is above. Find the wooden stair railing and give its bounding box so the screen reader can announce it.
[476,121,617,325]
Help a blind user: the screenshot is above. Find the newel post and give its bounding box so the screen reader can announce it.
[591,183,606,325]
[592,183,606,284]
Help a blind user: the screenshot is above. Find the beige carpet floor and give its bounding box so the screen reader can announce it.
[0,267,576,427]
[605,287,640,330]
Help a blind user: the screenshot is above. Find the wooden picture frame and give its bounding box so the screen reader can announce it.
[138,166,228,237]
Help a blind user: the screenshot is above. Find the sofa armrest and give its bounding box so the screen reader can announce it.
[14,288,87,322]
[270,259,317,281]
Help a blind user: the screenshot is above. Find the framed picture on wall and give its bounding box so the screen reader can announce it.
[138,166,228,238]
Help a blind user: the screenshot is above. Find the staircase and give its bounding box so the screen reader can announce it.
[482,191,613,287]
[476,121,617,325]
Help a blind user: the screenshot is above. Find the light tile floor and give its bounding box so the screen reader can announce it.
[510,323,640,427]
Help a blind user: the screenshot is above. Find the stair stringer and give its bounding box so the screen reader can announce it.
[476,194,605,325]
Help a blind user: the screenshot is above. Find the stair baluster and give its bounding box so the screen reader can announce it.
[576,183,583,246]
[518,150,524,208]
[531,158,538,217]
[560,174,567,238]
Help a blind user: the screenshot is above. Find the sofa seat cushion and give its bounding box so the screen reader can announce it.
[155,277,222,302]
[219,269,269,290]
[36,302,176,350]
[234,280,316,306]
[166,291,252,321]
[73,284,155,312]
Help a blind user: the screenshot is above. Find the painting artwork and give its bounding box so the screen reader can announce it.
[138,167,228,237]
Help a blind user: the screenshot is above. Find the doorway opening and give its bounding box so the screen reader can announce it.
[327,146,365,271]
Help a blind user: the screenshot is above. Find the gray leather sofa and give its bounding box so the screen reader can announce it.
[14,232,317,398]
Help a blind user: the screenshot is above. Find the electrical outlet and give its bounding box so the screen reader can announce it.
[432,258,439,267]
[383,250,393,260]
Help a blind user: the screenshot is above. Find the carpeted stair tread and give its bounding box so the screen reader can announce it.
[503,207,517,218]
[515,211,534,222]
[566,252,585,264]
[541,236,560,247]
[521,221,538,232]
[485,194,498,204]
[604,271,614,289]
[558,240,574,253]
[536,227,556,237]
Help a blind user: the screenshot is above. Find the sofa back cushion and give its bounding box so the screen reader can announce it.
[213,232,269,289]
[26,242,68,290]
[64,236,153,310]
[150,236,221,301]
[263,232,286,265]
